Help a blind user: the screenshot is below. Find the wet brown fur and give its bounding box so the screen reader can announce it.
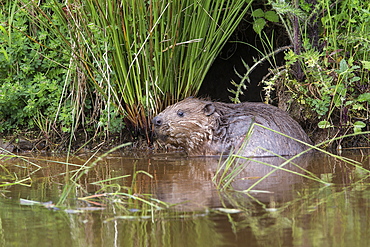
[152,97,312,156]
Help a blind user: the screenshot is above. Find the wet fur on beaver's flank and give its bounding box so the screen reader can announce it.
[152,97,312,156]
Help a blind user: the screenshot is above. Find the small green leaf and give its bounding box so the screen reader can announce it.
[0,25,7,36]
[318,120,333,128]
[253,18,266,34]
[350,76,361,83]
[299,98,306,104]
[265,11,279,22]
[252,9,265,18]
[353,121,366,129]
[339,59,348,72]
[353,121,366,134]
[352,104,365,111]
[0,49,9,61]
[333,94,342,107]
[361,60,370,70]
[354,128,361,134]
[358,93,370,102]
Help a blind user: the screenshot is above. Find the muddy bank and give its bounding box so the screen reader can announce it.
[0,131,139,154]
[1,126,368,155]
[0,97,368,154]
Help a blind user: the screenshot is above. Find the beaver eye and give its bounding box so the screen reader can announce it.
[177,110,185,117]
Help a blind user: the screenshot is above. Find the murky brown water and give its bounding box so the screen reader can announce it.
[1,149,370,246]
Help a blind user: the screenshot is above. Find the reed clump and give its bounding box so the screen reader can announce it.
[1,0,250,143]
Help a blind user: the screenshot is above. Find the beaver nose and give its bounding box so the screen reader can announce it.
[152,116,163,127]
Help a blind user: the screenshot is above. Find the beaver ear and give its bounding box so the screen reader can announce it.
[203,103,215,116]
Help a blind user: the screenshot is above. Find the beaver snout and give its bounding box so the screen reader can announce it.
[152,116,163,127]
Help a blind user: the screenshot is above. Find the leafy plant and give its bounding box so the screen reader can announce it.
[251,8,279,35]
[231,0,369,142]
[0,1,72,134]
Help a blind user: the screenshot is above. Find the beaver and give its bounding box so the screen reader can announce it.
[152,97,313,156]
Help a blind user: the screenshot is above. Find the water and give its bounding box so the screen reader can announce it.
[0,150,370,246]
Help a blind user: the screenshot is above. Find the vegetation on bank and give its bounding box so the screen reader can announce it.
[0,0,369,150]
[0,0,250,149]
[231,0,370,147]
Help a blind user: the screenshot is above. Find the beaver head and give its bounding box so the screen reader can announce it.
[152,98,222,155]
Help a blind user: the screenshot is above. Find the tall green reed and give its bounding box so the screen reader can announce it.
[21,0,252,137]
[87,0,252,132]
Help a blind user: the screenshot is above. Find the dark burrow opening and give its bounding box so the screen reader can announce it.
[198,14,290,104]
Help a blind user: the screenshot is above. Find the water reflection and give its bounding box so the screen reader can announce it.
[0,150,369,246]
[144,154,314,210]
